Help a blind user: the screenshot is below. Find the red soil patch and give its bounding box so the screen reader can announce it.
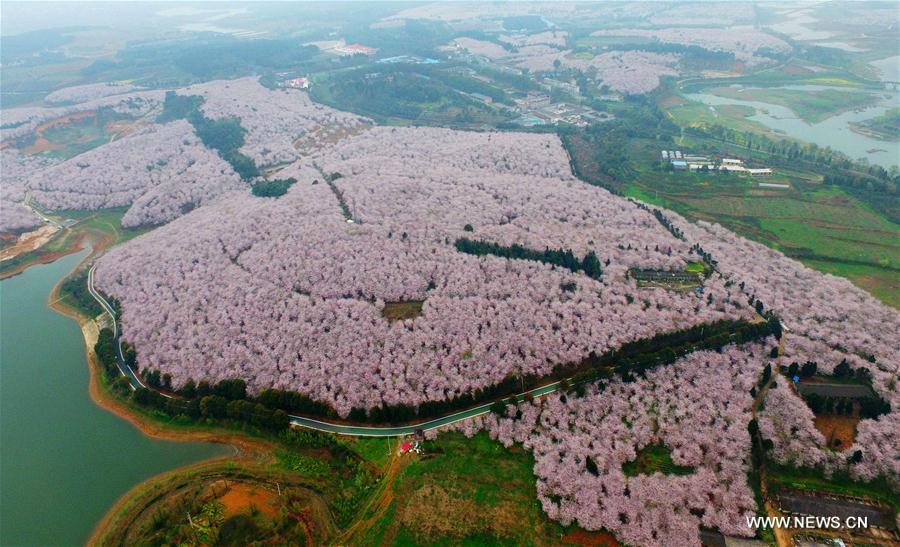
[562,529,621,546]
[0,233,17,247]
[22,110,96,154]
[814,415,859,451]
[0,225,60,262]
[657,95,686,108]
[0,230,87,281]
[218,482,280,519]
[783,64,813,75]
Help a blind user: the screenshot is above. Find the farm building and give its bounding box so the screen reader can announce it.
[747,168,772,176]
[721,158,743,166]
[671,160,688,170]
[283,77,310,89]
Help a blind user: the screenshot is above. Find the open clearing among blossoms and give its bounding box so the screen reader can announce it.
[3,76,897,546]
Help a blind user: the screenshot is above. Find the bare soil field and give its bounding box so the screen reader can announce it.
[814,415,859,451]
[0,225,59,262]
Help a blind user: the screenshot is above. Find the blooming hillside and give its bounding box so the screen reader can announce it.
[95,127,750,415]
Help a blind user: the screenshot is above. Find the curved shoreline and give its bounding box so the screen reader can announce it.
[0,229,87,281]
[43,234,273,546]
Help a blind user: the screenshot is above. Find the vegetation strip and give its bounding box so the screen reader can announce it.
[158,91,260,181]
[455,237,603,280]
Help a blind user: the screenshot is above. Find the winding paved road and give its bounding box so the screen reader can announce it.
[88,264,148,392]
[87,263,561,436]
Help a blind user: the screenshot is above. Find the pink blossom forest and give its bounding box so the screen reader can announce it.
[3,75,897,545]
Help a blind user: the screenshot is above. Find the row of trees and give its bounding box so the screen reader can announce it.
[631,200,686,241]
[803,393,889,419]
[182,317,775,426]
[784,359,874,384]
[563,316,782,385]
[132,387,291,431]
[455,237,603,280]
[93,329,291,431]
[784,361,819,378]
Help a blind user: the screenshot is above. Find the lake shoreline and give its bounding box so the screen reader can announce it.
[0,229,88,281]
[41,233,276,546]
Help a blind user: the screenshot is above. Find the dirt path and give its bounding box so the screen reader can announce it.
[750,332,791,547]
[337,445,404,545]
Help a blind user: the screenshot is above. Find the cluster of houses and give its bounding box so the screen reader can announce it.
[662,150,772,176]
[512,91,613,127]
[399,429,426,455]
[282,77,310,90]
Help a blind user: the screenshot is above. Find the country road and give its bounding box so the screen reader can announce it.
[86,263,560,436]
[87,264,149,392]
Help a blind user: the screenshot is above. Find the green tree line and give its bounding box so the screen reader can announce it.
[455,237,603,280]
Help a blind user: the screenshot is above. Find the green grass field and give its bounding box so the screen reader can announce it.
[357,432,577,546]
[622,444,694,477]
[40,116,113,159]
[666,100,775,137]
[705,86,880,124]
[622,151,900,308]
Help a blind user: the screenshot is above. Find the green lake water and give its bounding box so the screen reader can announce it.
[0,250,228,546]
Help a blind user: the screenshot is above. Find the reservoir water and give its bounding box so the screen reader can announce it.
[0,250,227,546]
[686,84,900,168]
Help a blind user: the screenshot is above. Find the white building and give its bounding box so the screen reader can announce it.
[747,168,773,176]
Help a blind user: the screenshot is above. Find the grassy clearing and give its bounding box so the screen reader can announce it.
[567,51,595,61]
[39,114,112,159]
[381,300,425,323]
[355,431,576,546]
[685,261,707,274]
[666,100,774,137]
[344,437,394,468]
[622,444,694,477]
[705,86,880,124]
